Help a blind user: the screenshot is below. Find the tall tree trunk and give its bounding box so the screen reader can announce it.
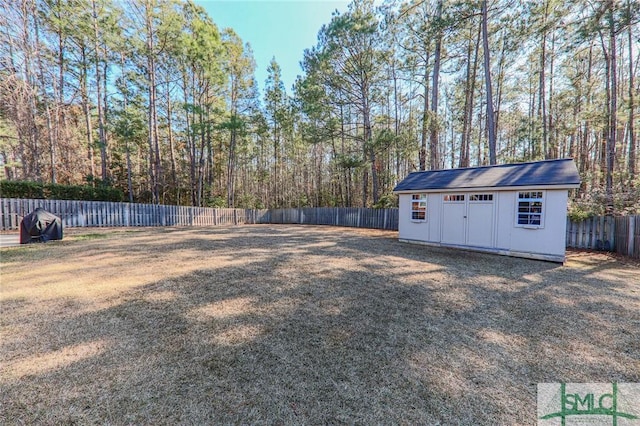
[548,28,556,158]
[362,87,377,205]
[120,53,134,203]
[429,0,443,170]
[91,0,108,183]
[392,58,401,178]
[21,0,40,180]
[205,101,214,196]
[80,45,96,180]
[103,54,109,170]
[145,0,159,203]
[481,0,497,165]
[460,21,481,168]
[578,43,593,196]
[539,0,549,159]
[198,99,208,206]
[56,1,66,179]
[4,30,25,180]
[528,69,536,159]
[316,143,323,206]
[227,125,236,207]
[166,82,178,196]
[628,0,636,184]
[34,10,56,183]
[419,53,430,171]
[56,0,69,169]
[184,75,196,206]
[605,0,616,214]
[340,103,350,207]
[494,31,508,151]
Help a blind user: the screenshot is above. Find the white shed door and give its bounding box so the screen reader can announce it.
[441,194,467,245]
[467,196,494,247]
[441,193,495,248]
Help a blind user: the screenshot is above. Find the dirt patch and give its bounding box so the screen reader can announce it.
[1,225,638,424]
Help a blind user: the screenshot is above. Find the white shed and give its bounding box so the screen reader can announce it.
[392,159,581,263]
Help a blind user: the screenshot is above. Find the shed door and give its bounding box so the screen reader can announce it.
[467,194,494,247]
[441,193,495,248]
[441,194,466,245]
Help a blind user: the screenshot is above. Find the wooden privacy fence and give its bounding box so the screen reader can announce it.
[613,216,640,258]
[0,199,398,232]
[264,207,399,230]
[1,198,637,258]
[565,215,639,258]
[0,198,270,229]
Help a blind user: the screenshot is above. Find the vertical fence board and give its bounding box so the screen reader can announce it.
[65,200,70,227]
[85,201,92,227]
[630,217,636,256]
[95,201,101,227]
[2,198,8,230]
[635,216,640,258]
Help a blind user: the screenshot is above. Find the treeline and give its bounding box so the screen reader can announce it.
[0,179,124,201]
[1,0,638,214]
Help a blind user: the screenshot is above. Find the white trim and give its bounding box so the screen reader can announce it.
[515,190,545,229]
[410,193,427,222]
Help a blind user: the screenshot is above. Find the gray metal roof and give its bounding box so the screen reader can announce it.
[393,159,581,192]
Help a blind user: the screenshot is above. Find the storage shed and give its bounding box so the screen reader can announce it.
[392,159,581,262]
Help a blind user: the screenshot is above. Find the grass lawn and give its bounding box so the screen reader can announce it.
[1,225,639,424]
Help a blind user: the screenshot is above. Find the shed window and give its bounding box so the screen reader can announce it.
[411,194,427,221]
[443,194,465,202]
[470,194,493,201]
[516,191,544,227]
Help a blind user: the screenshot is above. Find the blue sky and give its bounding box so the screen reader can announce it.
[195,0,351,95]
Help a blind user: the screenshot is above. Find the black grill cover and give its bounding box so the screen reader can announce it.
[20,208,63,244]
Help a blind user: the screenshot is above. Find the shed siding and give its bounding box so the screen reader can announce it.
[398,194,429,241]
[398,189,570,262]
[398,193,440,242]
[506,189,568,258]
[495,191,513,250]
[428,193,442,242]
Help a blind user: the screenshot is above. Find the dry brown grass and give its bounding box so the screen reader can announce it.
[1,225,638,425]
